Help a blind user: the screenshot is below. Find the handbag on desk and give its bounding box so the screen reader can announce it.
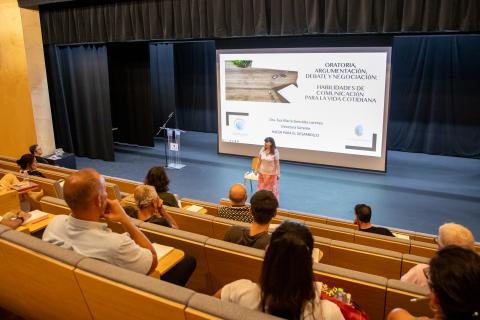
[321,293,369,320]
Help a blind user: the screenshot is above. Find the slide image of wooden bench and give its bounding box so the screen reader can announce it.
[225,61,298,103]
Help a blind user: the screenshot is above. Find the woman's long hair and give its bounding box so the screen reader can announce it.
[259,221,316,320]
[144,166,170,193]
[429,246,480,320]
[264,137,276,155]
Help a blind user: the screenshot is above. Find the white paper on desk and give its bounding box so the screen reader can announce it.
[10,181,30,190]
[392,232,410,240]
[152,243,174,260]
[23,210,49,225]
[186,205,203,213]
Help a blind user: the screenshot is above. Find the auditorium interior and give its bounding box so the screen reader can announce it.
[0,0,479,319]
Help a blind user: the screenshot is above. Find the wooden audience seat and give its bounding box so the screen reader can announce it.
[204,238,264,292]
[354,230,411,254]
[211,216,250,240]
[163,206,215,238]
[0,160,124,200]
[37,196,440,278]
[411,232,436,244]
[181,198,219,216]
[0,229,91,320]
[409,240,437,258]
[330,240,402,279]
[313,262,388,320]
[75,257,195,320]
[307,221,355,242]
[385,279,432,319]
[139,222,211,294]
[313,236,332,264]
[0,169,63,199]
[0,189,20,214]
[40,196,71,215]
[401,254,430,277]
[185,292,282,320]
[325,216,358,230]
[0,225,281,320]
[277,207,329,224]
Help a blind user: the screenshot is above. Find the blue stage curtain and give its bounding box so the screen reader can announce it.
[45,44,115,161]
[173,41,217,133]
[38,0,480,45]
[388,35,480,158]
[150,41,217,133]
[108,43,154,147]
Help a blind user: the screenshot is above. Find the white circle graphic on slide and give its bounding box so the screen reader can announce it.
[354,125,364,136]
[235,119,246,131]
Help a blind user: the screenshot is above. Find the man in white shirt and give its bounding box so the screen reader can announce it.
[401,222,475,288]
[43,168,157,275]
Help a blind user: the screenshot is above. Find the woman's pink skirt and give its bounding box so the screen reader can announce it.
[257,173,279,201]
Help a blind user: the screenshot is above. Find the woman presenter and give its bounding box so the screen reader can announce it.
[256,137,280,201]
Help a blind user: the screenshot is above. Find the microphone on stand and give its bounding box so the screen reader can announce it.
[156,112,176,136]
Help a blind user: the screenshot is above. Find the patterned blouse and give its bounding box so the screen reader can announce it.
[218,205,253,223]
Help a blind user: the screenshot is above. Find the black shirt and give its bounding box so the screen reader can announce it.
[224,225,270,249]
[360,226,395,237]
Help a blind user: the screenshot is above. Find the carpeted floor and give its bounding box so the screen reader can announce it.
[77,131,480,239]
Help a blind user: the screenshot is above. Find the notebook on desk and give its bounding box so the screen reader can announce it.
[10,181,36,192]
[152,243,174,260]
[23,210,49,225]
[185,205,203,213]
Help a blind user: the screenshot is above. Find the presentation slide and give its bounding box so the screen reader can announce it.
[217,47,391,171]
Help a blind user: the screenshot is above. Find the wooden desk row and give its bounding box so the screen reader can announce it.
[0,224,279,320]
[0,154,451,248]
[37,196,431,319]
[0,163,122,201]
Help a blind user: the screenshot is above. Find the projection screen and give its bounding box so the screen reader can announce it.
[217,47,392,172]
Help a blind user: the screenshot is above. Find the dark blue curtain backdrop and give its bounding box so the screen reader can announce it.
[108,43,154,147]
[45,44,115,161]
[150,41,217,133]
[388,35,480,158]
[44,35,480,160]
[37,0,480,45]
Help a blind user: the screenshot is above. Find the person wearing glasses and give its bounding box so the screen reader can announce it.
[401,223,475,289]
[388,245,480,320]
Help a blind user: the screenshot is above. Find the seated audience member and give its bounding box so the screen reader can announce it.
[43,169,196,286]
[388,246,480,320]
[0,173,20,191]
[144,166,179,207]
[0,210,31,229]
[43,168,158,275]
[29,144,50,164]
[401,223,475,288]
[354,203,394,237]
[223,190,278,250]
[218,183,252,223]
[16,154,45,178]
[133,185,179,228]
[216,221,345,320]
[134,184,197,286]
[0,172,43,205]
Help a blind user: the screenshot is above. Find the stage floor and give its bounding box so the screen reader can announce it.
[77,131,480,239]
